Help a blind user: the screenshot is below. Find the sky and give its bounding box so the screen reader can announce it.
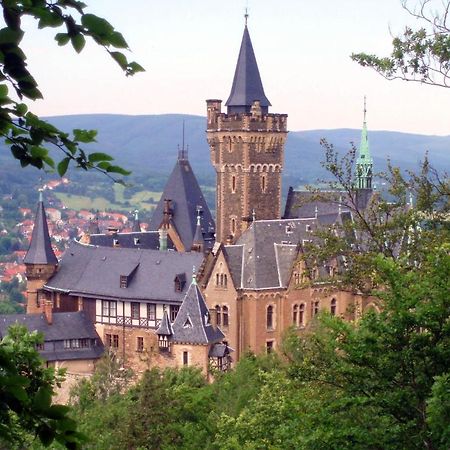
[17,0,450,136]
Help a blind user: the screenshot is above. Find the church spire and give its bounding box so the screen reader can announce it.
[356,96,373,190]
[24,189,57,265]
[225,20,271,114]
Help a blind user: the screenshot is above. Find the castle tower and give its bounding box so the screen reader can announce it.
[24,190,58,314]
[356,97,373,190]
[206,20,288,243]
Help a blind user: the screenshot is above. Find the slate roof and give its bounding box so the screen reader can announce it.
[89,231,174,250]
[24,199,58,265]
[156,310,173,336]
[171,279,224,345]
[0,311,104,362]
[224,218,323,290]
[226,25,271,114]
[209,343,233,358]
[44,241,204,304]
[149,156,215,251]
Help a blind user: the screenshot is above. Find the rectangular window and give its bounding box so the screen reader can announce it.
[313,301,320,316]
[266,340,274,354]
[112,334,119,349]
[147,303,156,321]
[170,305,179,322]
[36,342,44,351]
[136,336,144,352]
[131,302,140,320]
[183,351,189,366]
[102,300,117,317]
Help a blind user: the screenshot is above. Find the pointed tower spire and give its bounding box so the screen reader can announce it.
[24,189,57,265]
[191,208,204,252]
[356,96,373,190]
[225,21,271,114]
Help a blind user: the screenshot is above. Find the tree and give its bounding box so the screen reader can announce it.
[352,0,450,88]
[0,0,144,178]
[0,325,85,448]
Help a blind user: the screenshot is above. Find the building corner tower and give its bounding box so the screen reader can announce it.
[206,20,288,243]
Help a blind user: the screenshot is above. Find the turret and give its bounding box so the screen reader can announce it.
[356,97,373,191]
[24,189,58,314]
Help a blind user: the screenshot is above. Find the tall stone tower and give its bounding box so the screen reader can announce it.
[206,21,288,243]
[24,190,58,314]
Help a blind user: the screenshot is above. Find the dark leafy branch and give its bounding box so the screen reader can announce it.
[0,0,144,178]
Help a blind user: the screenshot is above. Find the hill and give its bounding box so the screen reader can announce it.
[0,113,448,191]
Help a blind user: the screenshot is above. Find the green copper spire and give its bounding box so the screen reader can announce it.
[356,96,373,190]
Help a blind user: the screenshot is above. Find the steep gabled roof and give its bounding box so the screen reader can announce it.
[225,25,271,114]
[24,196,57,265]
[172,278,224,345]
[149,157,215,250]
[156,309,173,336]
[44,241,203,303]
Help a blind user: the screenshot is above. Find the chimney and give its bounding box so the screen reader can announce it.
[209,308,217,331]
[159,228,168,251]
[44,299,53,325]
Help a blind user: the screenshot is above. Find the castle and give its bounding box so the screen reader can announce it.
[0,20,377,378]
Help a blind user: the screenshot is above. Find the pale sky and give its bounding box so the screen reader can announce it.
[17,0,450,135]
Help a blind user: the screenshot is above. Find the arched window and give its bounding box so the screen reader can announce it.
[313,301,320,316]
[224,274,227,288]
[231,218,236,235]
[215,273,220,286]
[222,306,229,327]
[215,305,221,326]
[261,174,267,193]
[267,305,274,330]
[299,303,305,326]
[220,274,224,286]
[330,298,337,316]
[232,175,236,193]
[293,304,298,325]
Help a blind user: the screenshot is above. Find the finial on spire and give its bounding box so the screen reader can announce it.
[196,206,201,226]
[38,187,43,203]
[178,121,188,160]
[363,95,367,123]
[244,6,249,26]
[315,205,318,219]
[252,208,256,222]
[134,209,139,220]
[192,266,197,285]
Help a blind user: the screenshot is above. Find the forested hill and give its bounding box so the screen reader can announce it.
[1,113,449,187]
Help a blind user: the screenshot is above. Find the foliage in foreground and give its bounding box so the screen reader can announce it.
[0,325,84,449]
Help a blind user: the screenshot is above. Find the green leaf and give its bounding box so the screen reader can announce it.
[0,27,24,45]
[81,14,114,36]
[71,33,86,53]
[30,146,48,158]
[128,61,145,74]
[0,83,9,97]
[55,33,71,46]
[33,386,52,412]
[57,157,70,176]
[105,165,131,176]
[46,404,70,420]
[15,102,28,116]
[38,423,55,447]
[88,152,113,163]
[108,31,128,49]
[73,128,97,143]
[110,51,127,69]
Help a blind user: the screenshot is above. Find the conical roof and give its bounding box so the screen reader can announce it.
[225,25,271,114]
[24,193,58,265]
[357,100,373,166]
[156,309,173,336]
[172,276,224,345]
[149,156,215,250]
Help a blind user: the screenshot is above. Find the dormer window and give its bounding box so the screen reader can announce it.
[134,237,140,245]
[174,273,186,292]
[113,238,119,247]
[183,317,192,328]
[120,275,128,288]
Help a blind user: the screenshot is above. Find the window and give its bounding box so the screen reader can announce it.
[222,306,229,327]
[231,175,236,193]
[231,218,236,235]
[293,304,298,325]
[158,335,169,349]
[299,303,305,326]
[313,301,320,316]
[267,305,274,330]
[102,300,117,317]
[183,351,189,366]
[147,303,156,321]
[105,334,119,349]
[266,340,274,353]
[36,342,44,351]
[134,237,140,245]
[215,273,228,288]
[215,305,221,326]
[136,337,144,352]
[64,339,90,349]
[261,174,267,193]
[131,302,140,320]
[170,305,179,322]
[120,275,127,288]
[293,272,300,285]
[330,298,337,316]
